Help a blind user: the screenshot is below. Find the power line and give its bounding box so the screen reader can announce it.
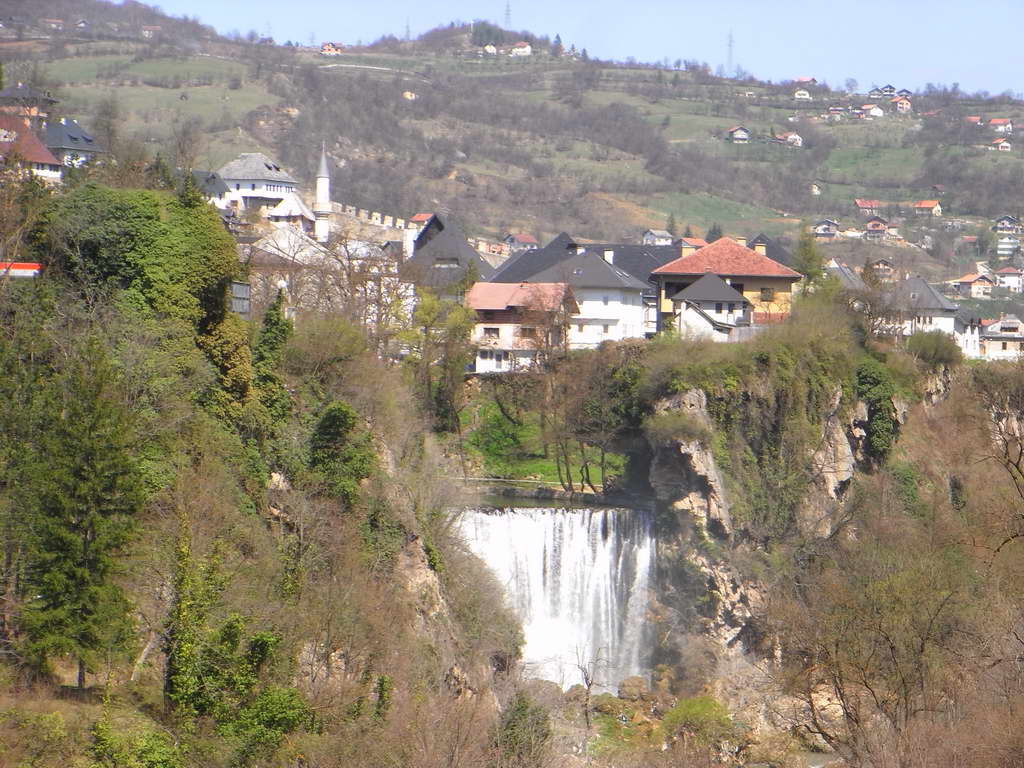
[504,0,512,29]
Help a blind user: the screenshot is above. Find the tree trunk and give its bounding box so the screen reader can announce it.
[77,657,86,690]
[131,630,158,682]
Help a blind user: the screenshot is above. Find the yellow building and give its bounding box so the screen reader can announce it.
[651,237,802,330]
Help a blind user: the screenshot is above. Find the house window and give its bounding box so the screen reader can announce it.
[520,327,537,339]
[479,350,491,359]
[483,327,499,338]
[602,324,610,334]
[728,303,735,312]
[235,183,240,190]
[1003,342,1008,351]
[577,323,584,333]
[251,183,256,190]
[602,296,609,306]
[715,303,723,313]
[760,287,775,302]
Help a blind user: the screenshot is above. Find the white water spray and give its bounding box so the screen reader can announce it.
[460,506,655,690]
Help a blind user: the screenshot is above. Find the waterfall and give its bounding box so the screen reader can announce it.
[459,505,655,691]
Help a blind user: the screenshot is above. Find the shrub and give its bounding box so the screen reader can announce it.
[661,695,732,745]
[855,357,899,461]
[906,330,962,371]
[643,409,711,446]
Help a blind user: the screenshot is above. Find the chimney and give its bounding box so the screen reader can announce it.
[753,241,767,255]
[603,249,614,264]
[735,236,748,247]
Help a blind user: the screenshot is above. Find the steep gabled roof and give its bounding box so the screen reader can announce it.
[191,169,228,197]
[855,198,882,208]
[402,216,495,287]
[651,237,802,279]
[44,118,101,153]
[914,200,940,208]
[0,115,58,165]
[217,152,296,184]
[670,273,748,303]
[0,83,57,106]
[679,237,709,248]
[888,276,958,312]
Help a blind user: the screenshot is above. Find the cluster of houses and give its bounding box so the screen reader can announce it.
[790,82,914,117]
[0,15,162,40]
[0,84,106,184]
[811,203,941,246]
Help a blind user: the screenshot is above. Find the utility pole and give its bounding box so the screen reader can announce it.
[727,29,734,78]
[405,17,410,41]
[504,0,512,29]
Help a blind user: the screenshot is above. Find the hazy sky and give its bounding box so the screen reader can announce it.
[151,0,1018,95]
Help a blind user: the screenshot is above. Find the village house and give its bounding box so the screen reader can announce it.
[997,235,1020,258]
[678,236,709,251]
[216,152,313,229]
[866,257,896,281]
[860,104,885,118]
[897,88,912,98]
[885,276,981,358]
[141,25,161,39]
[981,315,1024,360]
[950,272,995,299]
[651,237,802,329]
[855,198,883,217]
[504,233,540,253]
[913,200,942,217]
[401,214,496,300]
[39,18,64,31]
[488,233,676,338]
[993,215,1022,234]
[793,89,812,101]
[990,118,1013,134]
[0,83,57,129]
[642,229,674,246]
[44,117,102,167]
[0,115,62,183]
[825,258,866,291]
[726,126,750,144]
[813,219,841,240]
[482,43,497,55]
[990,138,1013,152]
[669,273,752,342]
[509,41,532,57]
[465,282,578,372]
[995,266,1024,293]
[0,261,41,279]
[319,42,344,56]
[965,115,983,126]
[868,87,884,100]
[864,216,889,241]
[880,85,897,97]
[776,131,803,147]
[890,96,912,114]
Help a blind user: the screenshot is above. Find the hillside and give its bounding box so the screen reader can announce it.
[6,3,1023,272]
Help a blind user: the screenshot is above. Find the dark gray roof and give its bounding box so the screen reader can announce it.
[748,233,794,267]
[0,83,57,106]
[217,153,296,184]
[402,216,495,288]
[826,261,866,291]
[670,273,748,303]
[888,276,958,312]
[44,118,101,153]
[524,250,650,291]
[491,233,676,293]
[192,170,228,197]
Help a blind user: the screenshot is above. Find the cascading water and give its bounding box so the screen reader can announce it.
[459,505,655,691]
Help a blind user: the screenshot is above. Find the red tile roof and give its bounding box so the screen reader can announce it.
[0,115,58,166]
[652,237,801,279]
[679,237,709,248]
[465,281,574,312]
[410,212,433,222]
[914,200,940,208]
[509,233,538,244]
[855,198,882,208]
[990,118,1011,125]
[996,266,1021,274]
[993,138,1011,145]
[965,116,982,123]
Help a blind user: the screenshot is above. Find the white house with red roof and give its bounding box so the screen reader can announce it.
[465,281,577,372]
[995,266,1023,293]
[990,118,1013,134]
[855,198,883,216]
[982,315,1024,360]
[726,126,750,144]
[650,237,802,330]
[0,115,61,183]
[990,138,1012,152]
[890,96,912,114]
[950,272,995,299]
[509,41,532,57]
[913,200,942,217]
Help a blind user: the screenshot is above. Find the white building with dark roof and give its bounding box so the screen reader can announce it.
[669,273,751,341]
[217,152,299,212]
[44,117,102,167]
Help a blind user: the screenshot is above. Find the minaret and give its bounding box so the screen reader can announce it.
[314,142,331,243]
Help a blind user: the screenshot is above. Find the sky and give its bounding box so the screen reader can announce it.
[149,0,1020,96]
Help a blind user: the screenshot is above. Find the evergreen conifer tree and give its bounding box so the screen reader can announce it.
[19,338,144,688]
[252,290,293,429]
[667,213,678,236]
[683,224,693,238]
[706,223,723,243]
[794,226,824,284]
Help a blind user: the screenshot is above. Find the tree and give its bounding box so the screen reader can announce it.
[706,222,723,243]
[19,338,145,688]
[683,224,693,238]
[252,290,293,430]
[551,34,563,57]
[494,692,551,767]
[666,212,678,236]
[793,226,824,284]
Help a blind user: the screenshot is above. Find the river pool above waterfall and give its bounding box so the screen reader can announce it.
[458,503,656,691]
